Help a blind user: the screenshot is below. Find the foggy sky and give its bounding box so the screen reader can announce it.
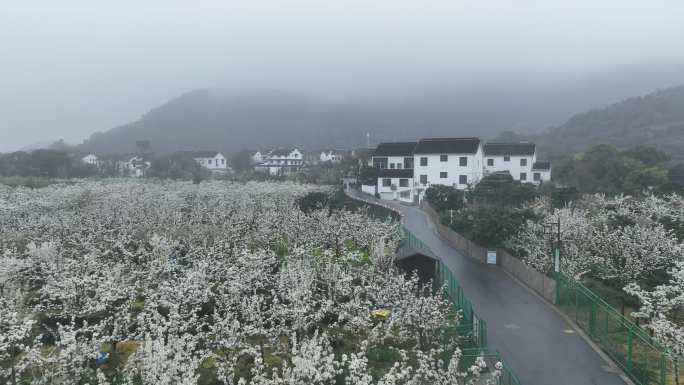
[1,0,684,152]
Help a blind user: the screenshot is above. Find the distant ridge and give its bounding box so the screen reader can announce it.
[75,83,684,159]
[533,85,684,159]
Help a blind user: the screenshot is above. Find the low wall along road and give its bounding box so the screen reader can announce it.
[420,201,557,303]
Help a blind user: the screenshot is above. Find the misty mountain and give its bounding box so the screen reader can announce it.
[533,85,684,159]
[76,81,671,155]
[78,81,684,158]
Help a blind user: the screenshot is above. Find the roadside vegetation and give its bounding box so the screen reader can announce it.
[423,145,684,360]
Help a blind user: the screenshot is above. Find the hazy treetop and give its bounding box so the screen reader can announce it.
[1,0,683,151]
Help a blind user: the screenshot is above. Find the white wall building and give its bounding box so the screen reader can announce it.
[189,151,228,171]
[413,138,484,200]
[255,148,304,175]
[252,150,267,164]
[482,142,551,185]
[483,142,535,182]
[81,154,99,166]
[127,156,151,177]
[319,150,345,163]
[532,161,552,184]
[368,142,417,201]
[377,169,415,202]
[365,138,552,202]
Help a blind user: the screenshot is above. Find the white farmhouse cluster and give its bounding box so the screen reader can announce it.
[80,153,152,177]
[364,138,551,202]
[319,149,345,163]
[252,148,304,175]
[80,150,230,177]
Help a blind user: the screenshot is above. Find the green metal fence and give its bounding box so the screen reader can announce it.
[399,225,523,385]
[399,225,436,258]
[556,273,684,385]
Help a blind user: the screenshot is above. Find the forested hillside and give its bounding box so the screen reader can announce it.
[534,85,684,159]
[77,88,542,154]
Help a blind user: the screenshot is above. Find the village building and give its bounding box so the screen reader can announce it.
[319,149,345,163]
[127,155,151,177]
[412,138,484,198]
[81,153,99,166]
[366,138,552,202]
[254,148,304,175]
[187,151,229,171]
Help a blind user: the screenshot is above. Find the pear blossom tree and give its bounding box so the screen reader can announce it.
[0,179,495,384]
[510,194,684,283]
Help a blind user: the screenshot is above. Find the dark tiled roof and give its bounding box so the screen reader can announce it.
[413,138,480,154]
[373,142,417,157]
[378,169,414,178]
[532,161,551,170]
[186,150,221,158]
[483,142,536,156]
[269,148,298,156]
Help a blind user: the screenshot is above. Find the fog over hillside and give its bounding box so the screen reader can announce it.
[2,0,684,152]
[78,69,684,155]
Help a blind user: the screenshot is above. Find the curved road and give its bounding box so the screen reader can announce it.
[350,191,626,385]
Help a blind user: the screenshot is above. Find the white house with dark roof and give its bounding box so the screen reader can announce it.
[371,142,416,170]
[364,137,551,202]
[188,151,228,171]
[413,138,484,194]
[369,142,417,201]
[254,148,304,175]
[483,142,536,182]
[482,142,550,184]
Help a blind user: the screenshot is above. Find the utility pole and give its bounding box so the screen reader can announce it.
[543,217,561,275]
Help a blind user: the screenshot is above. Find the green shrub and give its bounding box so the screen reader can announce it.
[449,207,537,247]
[425,185,464,211]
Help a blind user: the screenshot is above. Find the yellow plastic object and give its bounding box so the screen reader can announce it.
[371,309,391,320]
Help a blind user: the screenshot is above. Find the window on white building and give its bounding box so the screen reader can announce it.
[440,172,447,178]
[504,156,510,162]
[520,172,527,181]
[404,157,413,169]
[208,159,212,164]
[459,175,467,184]
[373,157,388,169]
[440,155,448,162]
[533,172,541,181]
[487,158,494,166]
[390,163,395,169]
[520,158,527,166]
[420,157,428,166]
[382,178,392,187]
[396,163,402,169]
[459,157,467,166]
[420,174,428,184]
[399,178,409,187]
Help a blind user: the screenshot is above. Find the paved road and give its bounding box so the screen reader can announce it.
[349,191,626,385]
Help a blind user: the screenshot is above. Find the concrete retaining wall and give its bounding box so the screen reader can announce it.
[420,201,487,263]
[499,249,557,303]
[420,201,557,303]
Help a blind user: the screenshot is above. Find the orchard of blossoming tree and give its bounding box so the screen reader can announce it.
[505,193,684,357]
[0,180,500,385]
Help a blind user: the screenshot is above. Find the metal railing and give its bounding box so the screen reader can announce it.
[556,273,684,385]
[399,225,523,385]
